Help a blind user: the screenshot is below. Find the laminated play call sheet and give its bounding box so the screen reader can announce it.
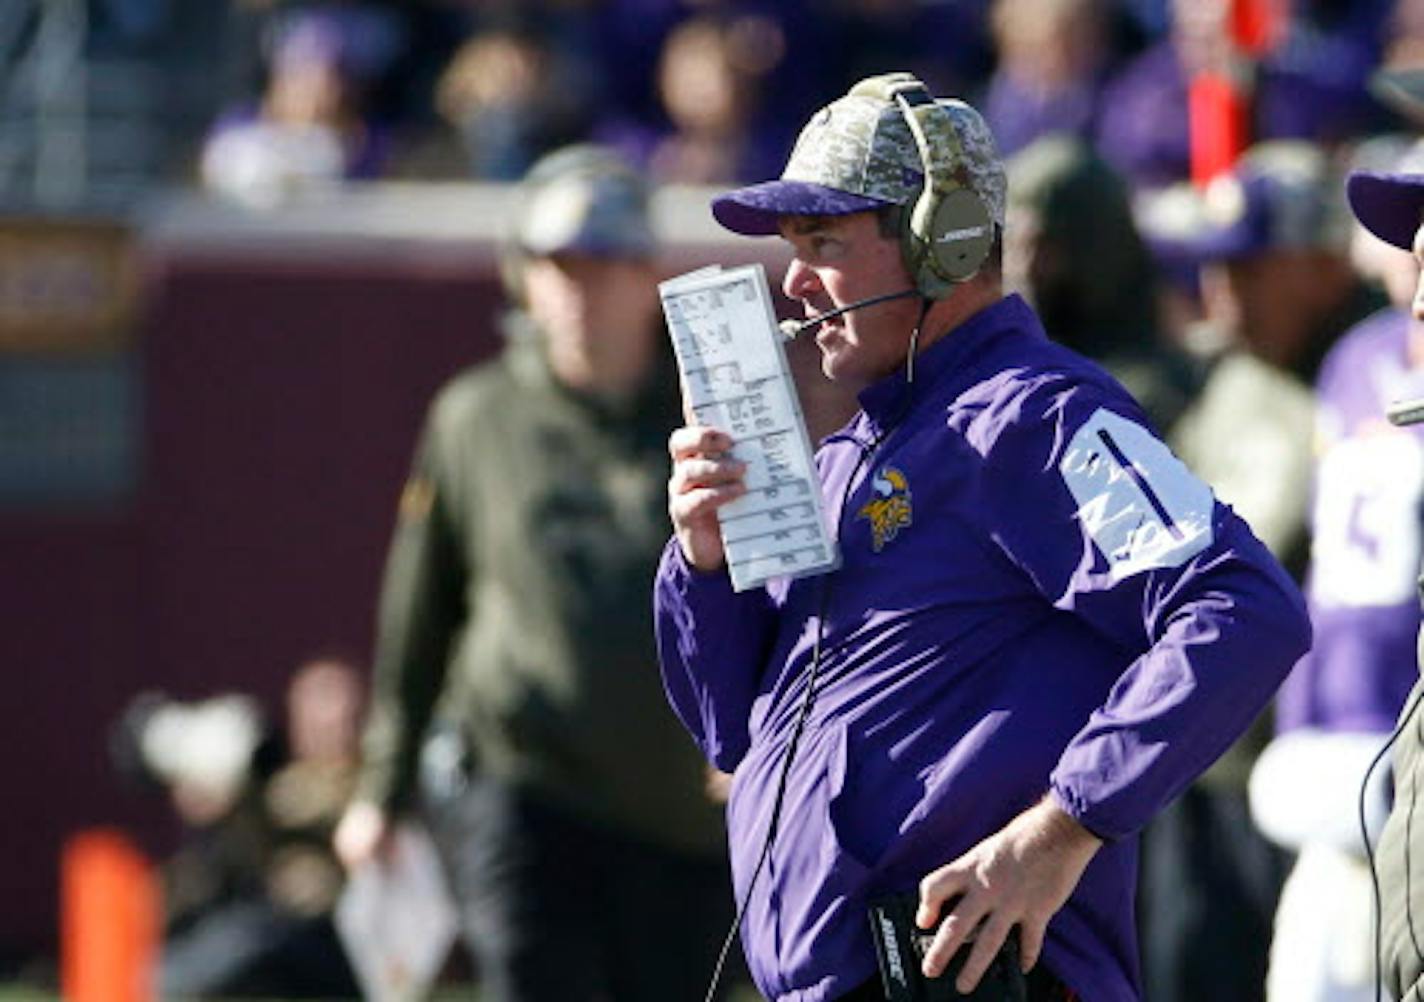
[659,263,838,592]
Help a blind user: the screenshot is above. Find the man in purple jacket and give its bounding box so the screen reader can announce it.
[1281,158,1424,1002]
[654,73,1311,1002]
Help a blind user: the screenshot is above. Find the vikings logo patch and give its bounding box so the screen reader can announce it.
[857,467,913,552]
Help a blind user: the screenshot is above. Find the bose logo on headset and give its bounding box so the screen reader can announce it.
[937,225,990,244]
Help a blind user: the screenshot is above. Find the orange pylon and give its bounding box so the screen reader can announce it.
[61,829,159,1002]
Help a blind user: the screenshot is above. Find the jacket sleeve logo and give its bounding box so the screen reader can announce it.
[1059,408,1214,580]
[857,466,913,552]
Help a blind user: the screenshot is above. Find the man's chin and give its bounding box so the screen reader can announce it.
[818,349,864,389]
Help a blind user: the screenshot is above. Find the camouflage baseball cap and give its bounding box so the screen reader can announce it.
[513,144,654,258]
[711,74,1006,236]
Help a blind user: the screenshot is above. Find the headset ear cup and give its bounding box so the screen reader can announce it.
[901,187,994,298]
[928,188,994,283]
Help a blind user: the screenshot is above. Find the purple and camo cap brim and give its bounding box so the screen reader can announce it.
[1347,170,1424,251]
[709,77,1006,238]
[711,180,897,236]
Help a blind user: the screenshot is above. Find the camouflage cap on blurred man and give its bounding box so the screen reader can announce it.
[511,144,655,259]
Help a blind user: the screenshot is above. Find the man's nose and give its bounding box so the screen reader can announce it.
[783,257,821,302]
[1414,272,1424,324]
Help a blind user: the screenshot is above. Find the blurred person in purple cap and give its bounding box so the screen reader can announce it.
[332,144,736,1002]
[1182,142,1372,381]
[200,3,403,205]
[1347,156,1424,1002]
[1243,139,1424,1002]
[656,71,1309,1001]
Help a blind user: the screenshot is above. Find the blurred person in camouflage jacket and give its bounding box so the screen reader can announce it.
[333,144,732,1002]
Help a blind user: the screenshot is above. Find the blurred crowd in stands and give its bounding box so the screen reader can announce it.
[189,0,1410,201]
[111,659,365,998]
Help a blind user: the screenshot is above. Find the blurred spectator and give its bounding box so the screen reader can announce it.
[593,11,799,185]
[1095,0,1229,187]
[1162,141,1374,575]
[984,0,1113,157]
[1128,140,1369,1002]
[112,658,363,999]
[1189,142,1372,383]
[1097,0,1386,189]
[1262,0,1391,142]
[645,14,783,184]
[1004,133,1201,434]
[825,0,994,102]
[1247,139,1424,1002]
[332,145,734,1001]
[1383,0,1424,70]
[200,3,404,205]
[396,19,592,180]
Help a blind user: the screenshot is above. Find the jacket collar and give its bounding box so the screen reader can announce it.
[853,293,1043,439]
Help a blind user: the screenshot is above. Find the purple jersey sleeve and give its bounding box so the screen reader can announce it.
[653,539,779,771]
[973,377,1312,839]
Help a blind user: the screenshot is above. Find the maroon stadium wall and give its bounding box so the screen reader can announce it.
[0,186,835,968]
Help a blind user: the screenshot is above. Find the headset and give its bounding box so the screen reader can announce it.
[848,73,997,299]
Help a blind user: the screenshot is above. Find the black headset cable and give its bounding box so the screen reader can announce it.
[701,297,935,1002]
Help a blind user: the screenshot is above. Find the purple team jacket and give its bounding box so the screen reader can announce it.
[654,295,1310,1001]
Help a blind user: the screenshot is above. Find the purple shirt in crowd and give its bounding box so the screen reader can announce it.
[1096,33,1380,190]
[654,295,1310,1001]
[983,72,1101,158]
[1277,307,1424,735]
